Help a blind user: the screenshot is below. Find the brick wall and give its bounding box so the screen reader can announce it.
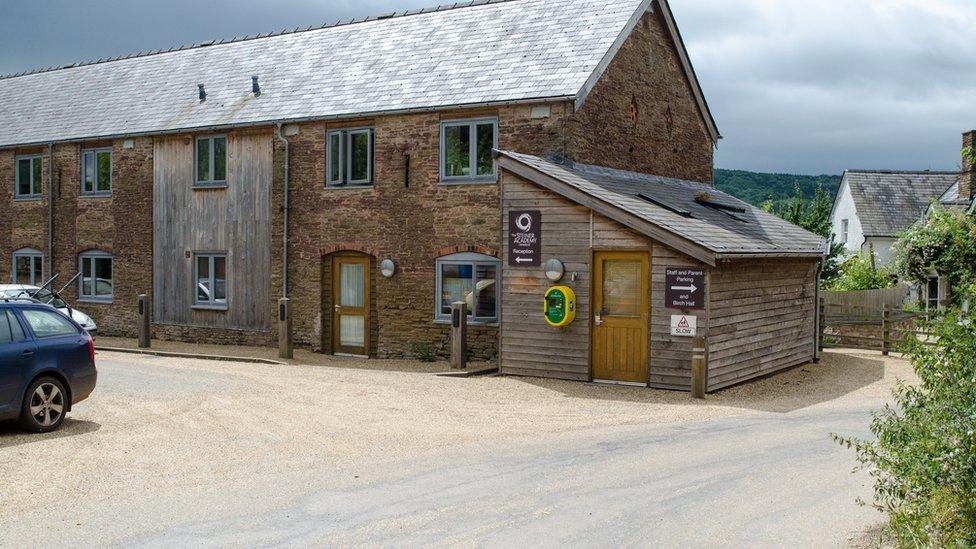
[568,8,715,183]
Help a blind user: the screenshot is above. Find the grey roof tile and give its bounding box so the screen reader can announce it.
[499,150,827,256]
[843,170,958,236]
[0,0,641,148]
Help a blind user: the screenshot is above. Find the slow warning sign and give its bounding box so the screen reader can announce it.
[670,315,697,337]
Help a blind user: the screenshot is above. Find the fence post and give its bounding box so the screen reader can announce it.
[882,305,891,356]
[137,294,150,349]
[691,336,707,399]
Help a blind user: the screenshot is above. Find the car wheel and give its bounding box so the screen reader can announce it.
[20,377,68,433]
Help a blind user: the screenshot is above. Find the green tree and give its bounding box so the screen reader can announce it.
[825,252,893,291]
[776,183,845,283]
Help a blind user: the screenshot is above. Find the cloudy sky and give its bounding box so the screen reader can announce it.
[1,0,974,175]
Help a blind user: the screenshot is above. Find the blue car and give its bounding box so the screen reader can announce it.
[0,299,97,432]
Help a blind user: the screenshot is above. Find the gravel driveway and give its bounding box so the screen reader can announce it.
[0,349,912,547]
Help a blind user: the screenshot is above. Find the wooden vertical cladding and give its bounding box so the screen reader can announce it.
[500,173,651,381]
[707,259,818,391]
[152,131,273,331]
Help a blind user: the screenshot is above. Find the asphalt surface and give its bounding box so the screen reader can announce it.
[0,352,891,548]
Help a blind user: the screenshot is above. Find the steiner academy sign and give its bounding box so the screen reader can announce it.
[665,267,706,310]
[508,210,541,267]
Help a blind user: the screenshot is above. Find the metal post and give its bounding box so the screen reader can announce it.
[451,301,468,370]
[137,294,150,348]
[279,297,293,359]
[882,305,891,356]
[691,336,707,399]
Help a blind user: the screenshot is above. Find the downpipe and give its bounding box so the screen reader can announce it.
[275,123,290,298]
[47,143,54,280]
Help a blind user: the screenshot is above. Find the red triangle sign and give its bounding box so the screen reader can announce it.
[677,316,690,328]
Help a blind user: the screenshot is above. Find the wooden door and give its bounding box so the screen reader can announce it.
[592,251,649,384]
[332,254,370,356]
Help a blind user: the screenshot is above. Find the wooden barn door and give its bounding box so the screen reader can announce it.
[592,251,649,384]
[332,254,370,356]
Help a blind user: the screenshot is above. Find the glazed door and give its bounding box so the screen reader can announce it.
[592,251,649,384]
[332,255,370,356]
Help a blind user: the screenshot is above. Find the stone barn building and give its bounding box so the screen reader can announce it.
[0,0,825,390]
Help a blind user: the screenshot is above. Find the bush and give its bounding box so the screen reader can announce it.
[895,208,976,307]
[825,253,894,291]
[835,309,976,546]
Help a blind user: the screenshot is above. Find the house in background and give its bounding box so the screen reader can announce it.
[829,170,957,267]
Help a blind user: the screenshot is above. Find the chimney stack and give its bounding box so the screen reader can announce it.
[962,130,976,201]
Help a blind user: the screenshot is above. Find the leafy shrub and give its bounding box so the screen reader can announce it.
[895,208,976,307]
[825,253,894,291]
[411,341,437,363]
[835,309,976,546]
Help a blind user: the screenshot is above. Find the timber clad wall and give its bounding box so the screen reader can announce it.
[649,245,707,390]
[152,131,273,332]
[569,10,714,184]
[708,259,818,390]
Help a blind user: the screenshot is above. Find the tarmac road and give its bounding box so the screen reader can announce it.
[0,351,894,547]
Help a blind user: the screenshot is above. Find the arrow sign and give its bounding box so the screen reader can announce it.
[671,284,697,293]
[665,267,706,310]
[508,210,541,267]
[515,257,533,264]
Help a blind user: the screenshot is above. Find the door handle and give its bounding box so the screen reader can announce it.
[21,350,34,359]
[334,304,341,311]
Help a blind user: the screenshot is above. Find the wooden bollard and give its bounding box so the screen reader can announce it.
[691,336,707,399]
[279,297,293,360]
[137,294,150,349]
[881,305,891,356]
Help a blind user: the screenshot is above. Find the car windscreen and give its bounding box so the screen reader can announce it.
[1,289,67,309]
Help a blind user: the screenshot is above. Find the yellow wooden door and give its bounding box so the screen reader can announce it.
[592,251,649,383]
[332,254,370,356]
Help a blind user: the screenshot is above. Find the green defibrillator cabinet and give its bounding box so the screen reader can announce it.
[544,286,577,327]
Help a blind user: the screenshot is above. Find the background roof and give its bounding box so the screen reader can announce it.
[843,170,958,236]
[498,150,826,257]
[0,0,641,148]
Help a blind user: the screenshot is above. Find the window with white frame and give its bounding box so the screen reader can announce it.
[440,119,498,183]
[195,135,227,187]
[194,253,228,308]
[435,253,499,322]
[15,155,43,198]
[12,249,43,285]
[326,128,373,187]
[81,148,112,195]
[926,275,944,313]
[840,219,849,244]
[78,251,114,302]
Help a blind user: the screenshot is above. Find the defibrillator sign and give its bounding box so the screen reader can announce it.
[670,315,697,337]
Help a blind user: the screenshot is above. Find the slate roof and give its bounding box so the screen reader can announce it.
[842,171,959,236]
[497,150,827,259]
[0,0,677,148]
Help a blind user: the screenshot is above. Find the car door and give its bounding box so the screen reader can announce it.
[0,307,37,415]
[18,307,88,379]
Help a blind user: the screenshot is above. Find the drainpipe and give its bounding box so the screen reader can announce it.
[47,143,54,280]
[814,256,824,363]
[275,123,290,298]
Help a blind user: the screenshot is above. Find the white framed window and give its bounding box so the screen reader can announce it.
[195,135,227,187]
[926,275,945,313]
[12,249,43,285]
[840,219,849,244]
[78,251,114,302]
[435,252,499,323]
[326,128,373,187]
[194,253,228,308]
[81,148,112,195]
[440,118,498,183]
[15,155,43,199]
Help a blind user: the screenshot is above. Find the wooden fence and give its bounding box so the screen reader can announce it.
[821,284,911,312]
[819,297,936,354]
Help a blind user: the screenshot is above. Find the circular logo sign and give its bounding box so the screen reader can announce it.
[515,213,533,232]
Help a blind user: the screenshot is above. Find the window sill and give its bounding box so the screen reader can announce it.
[193,183,229,190]
[13,196,43,202]
[79,192,112,199]
[325,183,373,190]
[438,178,498,186]
[78,297,114,304]
[192,304,229,311]
[432,318,499,327]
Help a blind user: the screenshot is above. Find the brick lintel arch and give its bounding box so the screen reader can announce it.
[434,245,499,259]
[321,244,378,258]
